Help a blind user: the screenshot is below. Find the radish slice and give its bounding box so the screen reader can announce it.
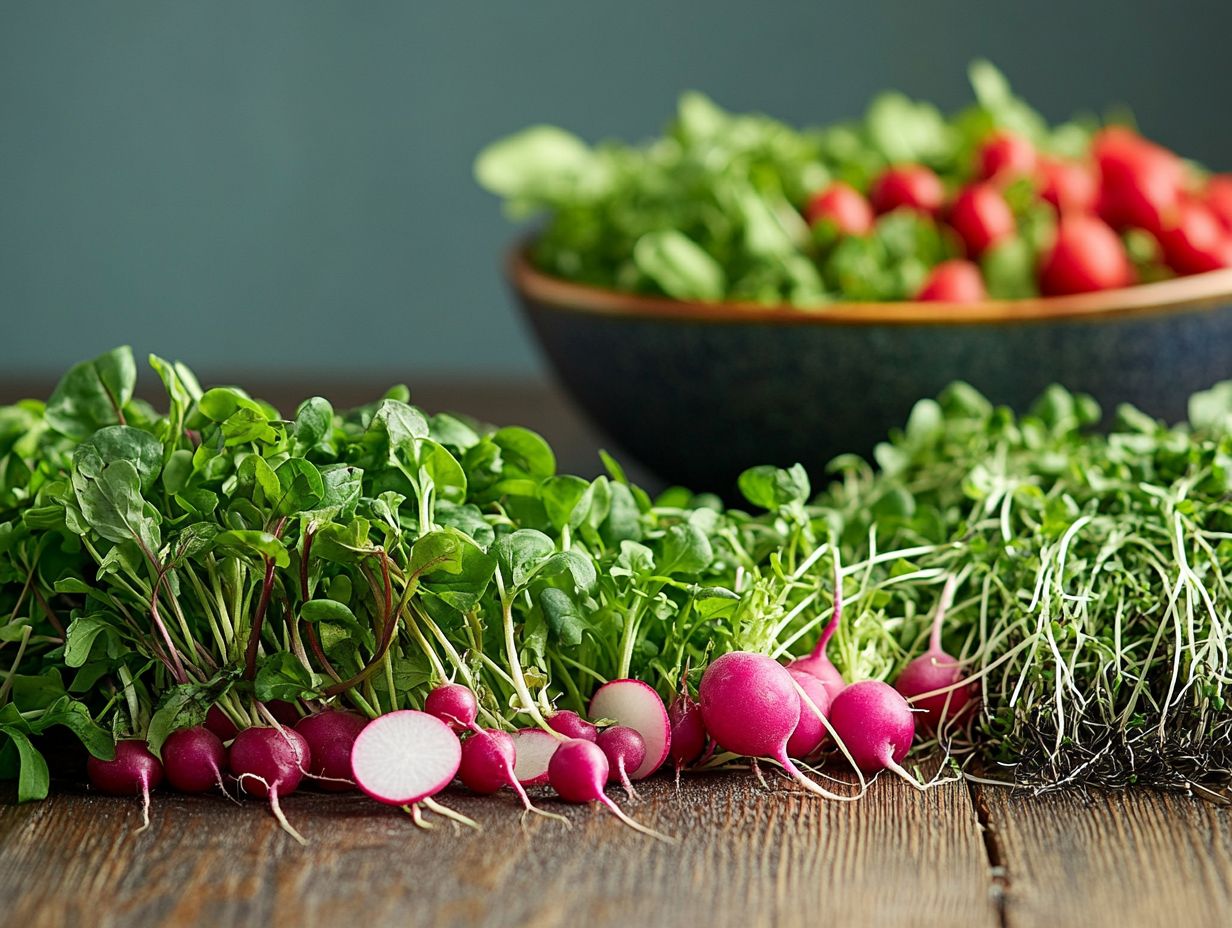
[509,728,560,786]
[588,679,671,779]
[350,710,461,806]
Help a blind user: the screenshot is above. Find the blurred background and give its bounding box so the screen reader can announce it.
[2,0,1229,383]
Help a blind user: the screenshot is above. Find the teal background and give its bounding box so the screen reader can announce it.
[2,1,1229,380]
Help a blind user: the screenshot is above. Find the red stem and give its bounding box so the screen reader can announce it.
[812,557,843,659]
[242,518,287,680]
[322,550,396,698]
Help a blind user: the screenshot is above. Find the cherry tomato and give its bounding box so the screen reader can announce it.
[948,183,1016,257]
[804,182,874,236]
[1156,199,1232,275]
[1036,157,1098,214]
[916,260,987,302]
[1039,214,1135,295]
[978,131,1036,184]
[869,165,944,216]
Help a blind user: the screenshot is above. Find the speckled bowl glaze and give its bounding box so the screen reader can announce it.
[510,247,1232,491]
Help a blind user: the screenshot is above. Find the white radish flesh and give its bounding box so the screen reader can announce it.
[508,727,560,786]
[350,710,461,806]
[588,679,671,779]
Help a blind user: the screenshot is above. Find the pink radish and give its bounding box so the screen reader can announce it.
[588,679,670,779]
[894,577,975,730]
[785,668,831,759]
[350,710,461,806]
[424,683,480,733]
[786,562,846,700]
[547,709,598,741]
[162,727,227,794]
[87,739,164,830]
[596,726,646,801]
[667,689,707,781]
[547,738,673,842]
[228,726,312,843]
[458,728,568,822]
[295,709,367,791]
[827,680,918,785]
[509,728,560,786]
[205,705,239,742]
[699,651,848,800]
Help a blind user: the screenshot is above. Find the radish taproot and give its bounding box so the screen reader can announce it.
[424,683,481,733]
[509,727,560,786]
[827,680,919,786]
[87,739,164,831]
[162,727,227,795]
[350,710,461,807]
[229,726,312,843]
[596,726,646,801]
[295,710,367,791]
[588,679,670,780]
[894,577,976,730]
[547,709,598,742]
[548,738,673,842]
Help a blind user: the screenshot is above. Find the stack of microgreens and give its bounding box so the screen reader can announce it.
[2,347,1231,805]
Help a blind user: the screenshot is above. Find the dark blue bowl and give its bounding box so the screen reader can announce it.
[510,247,1232,491]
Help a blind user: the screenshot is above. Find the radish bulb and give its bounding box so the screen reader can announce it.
[547,739,673,843]
[87,739,164,831]
[458,728,567,823]
[587,679,671,779]
[667,687,707,785]
[596,726,647,801]
[827,680,920,788]
[547,709,598,742]
[894,576,975,731]
[424,683,482,734]
[228,726,312,844]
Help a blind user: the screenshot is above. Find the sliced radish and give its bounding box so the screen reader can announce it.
[350,710,461,806]
[588,679,671,779]
[509,728,560,786]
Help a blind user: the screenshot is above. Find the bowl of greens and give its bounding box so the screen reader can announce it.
[480,63,1232,490]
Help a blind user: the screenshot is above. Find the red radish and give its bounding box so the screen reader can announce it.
[87,739,164,830]
[596,726,647,801]
[162,727,226,794]
[948,183,1015,257]
[667,690,707,780]
[350,710,461,807]
[457,727,565,821]
[785,668,831,759]
[229,726,312,843]
[869,165,944,216]
[547,709,598,742]
[1094,126,1184,233]
[508,727,560,786]
[294,709,367,791]
[804,182,875,235]
[588,679,671,780]
[978,131,1035,183]
[699,651,848,800]
[1037,157,1097,214]
[264,700,301,726]
[547,738,673,842]
[786,564,846,701]
[205,705,239,742]
[916,260,987,303]
[1156,200,1232,275]
[1039,214,1134,295]
[1206,175,1232,232]
[827,680,918,785]
[893,577,976,731]
[424,683,480,733]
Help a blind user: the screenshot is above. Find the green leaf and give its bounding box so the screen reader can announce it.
[64,614,118,668]
[273,458,324,517]
[71,459,161,554]
[292,397,334,450]
[540,587,586,647]
[655,523,713,577]
[474,125,600,204]
[302,464,362,522]
[541,475,591,531]
[540,550,598,593]
[214,530,289,568]
[146,682,218,755]
[197,387,265,422]
[45,346,136,440]
[493,427,556,479]
[633,230,726,301]
[74,426,164,492]
[738,464,811,511]
[495,529,556,589]
[254,652,322,702]
[29,696,117,760]
[0,720,50,802]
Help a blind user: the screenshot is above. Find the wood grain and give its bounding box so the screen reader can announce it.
[981,786,1232,928]
[0,772,997,928]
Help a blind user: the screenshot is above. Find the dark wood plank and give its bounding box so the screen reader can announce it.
[981,786,1232,928]
[0,773,997,928]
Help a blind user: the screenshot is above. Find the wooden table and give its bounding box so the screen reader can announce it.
[2,378,1230,928]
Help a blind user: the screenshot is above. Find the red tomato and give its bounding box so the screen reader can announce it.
[916,260,987,302]
[1039,214,1135,295]
[1036,157,1098,214]
[948,183,1016,257]
[869,165,945,216]
[1156,199,1232,275]
[978,131,1036,183]
[804,182,874,235]
[1093,126,1184,234]
[1205,175,1232,233]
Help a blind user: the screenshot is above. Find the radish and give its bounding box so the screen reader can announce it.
[804,182,874,236]
[699,651,849,800]
[264,700,301,726]
[948,183,1015,257]
[229,726,312,843]
[916,259,987,303]
[1037,156,1097,214]
[205,705,239,742]
[978,131,1035,184]
[667,689,707,781]
[827,680,918,786]
[87,739,164,831]
[1094,126,1183,234]
[596,726,646,800]
[350,710,461,807]
[588,679,671,779]
[547,709,598,742]
[785,668,831,759]
[162,727,227,795]
[547,738,673,842]
[458,728,567,822]
[1040,214,1134,295]
[295,709,367,791]
[509,727,560,786]
[786,562,846,701]
[1156,200,1232,275]
[869,165,944,216]
[893,577,975,731]
[424,683,481,733]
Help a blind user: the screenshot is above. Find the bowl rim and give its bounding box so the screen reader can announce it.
[508,241,1232,327]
